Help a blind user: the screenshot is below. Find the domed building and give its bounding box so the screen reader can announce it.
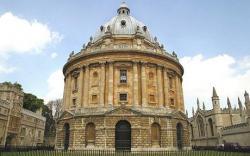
[56,3,190,151]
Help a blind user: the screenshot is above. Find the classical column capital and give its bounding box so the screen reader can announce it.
[132,60,140,64]
[99,61,106,65]
[107,60,114,64]
[157,65,164,69]
[140,61,148,65]
[83,64,90,68]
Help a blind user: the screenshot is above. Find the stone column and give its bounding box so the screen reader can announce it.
[78,68,84,107]
[175,75,180,110]
[141,62,147,107]
[99,62,106,107]
[157,66,164,107]
[62,75,67,110]
[179,78,184,111]
[133,61,139,107]
[108,62,114,106]
[83,65,89,107]
[163,68,169,108]
[66,73,72,109]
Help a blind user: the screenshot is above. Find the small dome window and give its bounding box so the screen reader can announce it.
[100,25,104,31]
[143,26,147,32]
[121,20,126,27]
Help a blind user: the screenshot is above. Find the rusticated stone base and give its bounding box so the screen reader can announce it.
[55,108,190,151]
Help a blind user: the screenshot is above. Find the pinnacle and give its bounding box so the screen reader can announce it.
[212,87,218,97]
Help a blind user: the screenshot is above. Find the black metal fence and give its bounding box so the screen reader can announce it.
[1,146,250,156]
[0,150,250,156]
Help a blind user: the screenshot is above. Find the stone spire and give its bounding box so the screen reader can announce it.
[192,107,195,116]
[197,98,200,110]
[212,87,220,113]
[238,97,243,110]
[202,102,206,110]
[227,97,232,110]
[186,110,188,117]
[244,91,250,104]
[227,97,233,125]
[244,91,250,123]
[238,97,245,122]
[211,87,223,133]
[212,87,218,97]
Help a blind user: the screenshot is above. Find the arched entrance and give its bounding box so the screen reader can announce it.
[5,135,13,149]
[63,123,70,150]
[115,120,131,150]
[176,123,183,150]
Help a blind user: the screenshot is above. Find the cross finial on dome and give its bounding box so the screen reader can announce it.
[117,2,130,15]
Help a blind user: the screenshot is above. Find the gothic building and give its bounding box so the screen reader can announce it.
[190,87,250,147]
[56,3,190,151]
[0,82,46,147]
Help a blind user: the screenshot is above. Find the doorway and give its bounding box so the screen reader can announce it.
[115,120,131,150]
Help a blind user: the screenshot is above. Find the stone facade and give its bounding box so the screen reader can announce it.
[56,3,190,151]
[190,87,250,147]
[0,83,46,147]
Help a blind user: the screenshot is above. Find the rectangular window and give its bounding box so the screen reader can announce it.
[38,131,41,138]
[120,70,127,83]
[92,94,98,103]
[170,98,175,106]
[169,77,173,89]
[149,94,155,103]
[72,99,76,107]
[21,128,26,136]
[74,77,78,90]
[119,93,127,101]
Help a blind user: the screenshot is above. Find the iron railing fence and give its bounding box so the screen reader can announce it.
[0,150,250,156]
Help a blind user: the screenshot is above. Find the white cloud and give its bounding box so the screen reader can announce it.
[0,12,62,74]
[180,54,250,115]
[45,69,64,103]
[51,52,58,59]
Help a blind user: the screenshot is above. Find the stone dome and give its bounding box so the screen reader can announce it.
[92,2,155,43]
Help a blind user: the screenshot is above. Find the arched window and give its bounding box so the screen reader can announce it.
[208,118,214,136]
[86,123,95,147]
[63,123,70,150]
[197,116,205,137]
[151,123,161,147]
[176,122,183,150]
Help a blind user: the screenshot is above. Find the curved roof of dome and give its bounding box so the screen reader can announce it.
[92,2,155,43]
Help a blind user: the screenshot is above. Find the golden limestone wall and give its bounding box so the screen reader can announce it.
[57,43,188,150]
[62,52,184,112]
[0,83,46,147]
[56,114,190,150]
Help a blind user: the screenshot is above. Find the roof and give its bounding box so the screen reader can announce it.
[92,2,156,44]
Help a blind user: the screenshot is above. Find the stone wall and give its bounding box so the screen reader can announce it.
[56,112,190,151]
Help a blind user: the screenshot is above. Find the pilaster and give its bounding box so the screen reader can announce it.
[108,61,114,106]
[78,68,84,107]
[99,61,106,107]
[157,66,164,107]
[83,64,89,107]
[133,61,139,107]
[163,68,169,108]
[141,61,147,107]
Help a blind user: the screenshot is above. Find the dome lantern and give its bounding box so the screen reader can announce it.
[117,2,130,15]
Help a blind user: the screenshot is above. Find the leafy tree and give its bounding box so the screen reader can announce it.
[2,81,23,91]
[42,105,56,138]
[23,93,44,112]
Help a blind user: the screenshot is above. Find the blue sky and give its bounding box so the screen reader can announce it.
[1,0,250,115]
